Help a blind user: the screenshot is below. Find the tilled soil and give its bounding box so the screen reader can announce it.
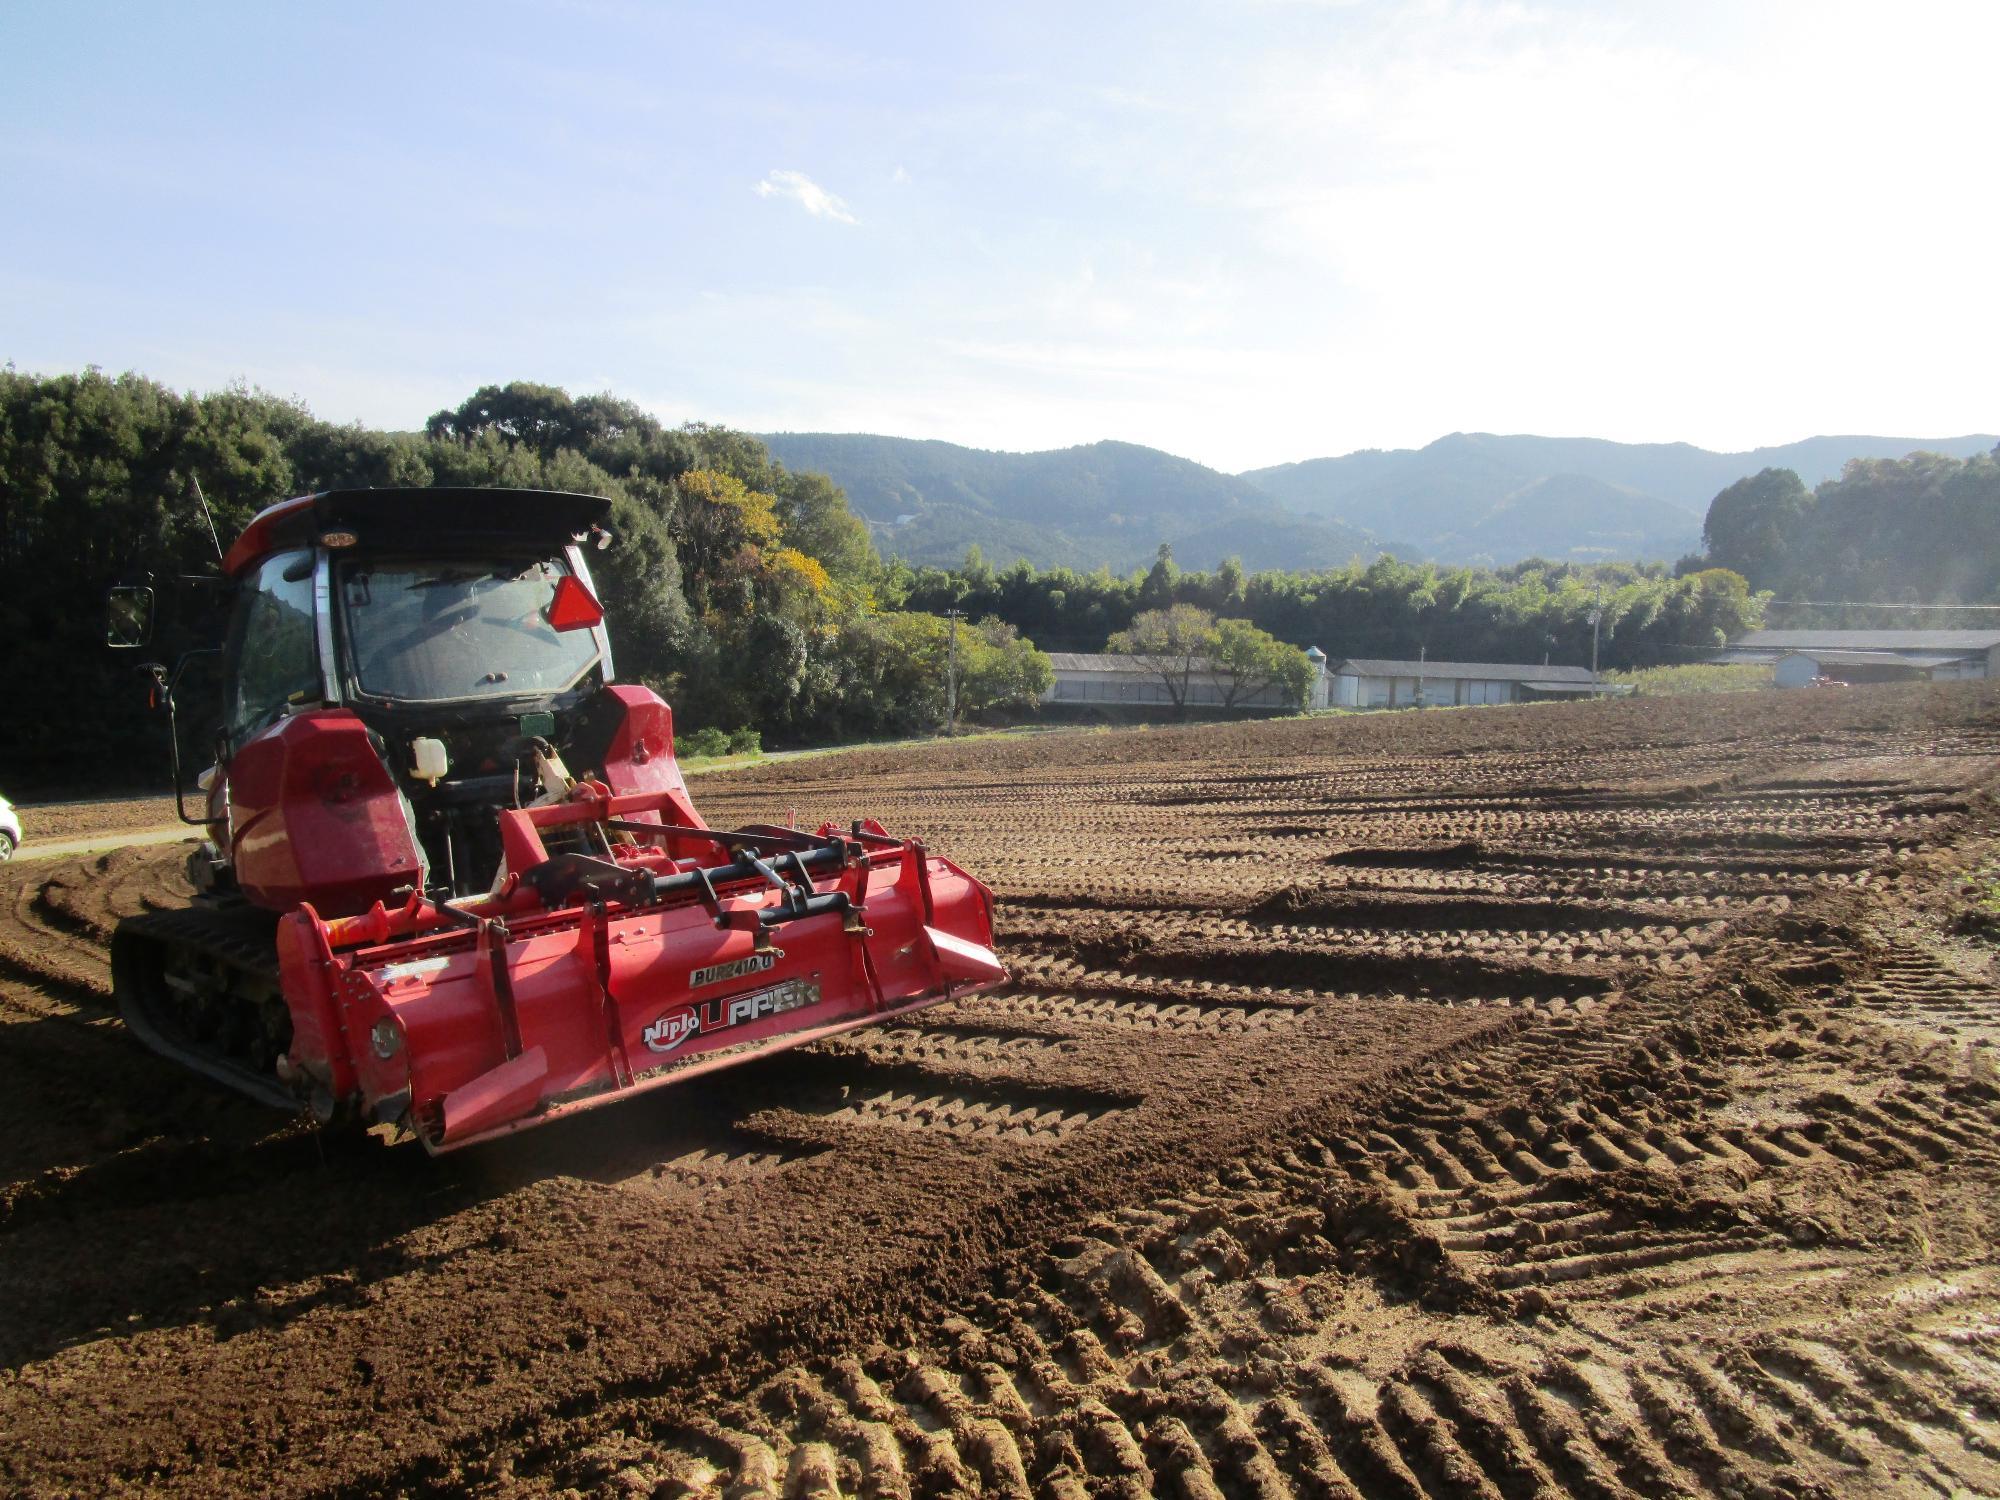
[5,794,182,845]
[3,684,1999,1498]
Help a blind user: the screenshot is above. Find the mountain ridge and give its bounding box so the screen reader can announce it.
[1241,431,1997,564]
[761,429,1997,573]
[759,432,1386,573]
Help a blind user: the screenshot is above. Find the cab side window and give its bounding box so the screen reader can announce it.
[226,551,319,746]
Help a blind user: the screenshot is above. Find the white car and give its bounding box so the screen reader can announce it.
[0,795,18,861]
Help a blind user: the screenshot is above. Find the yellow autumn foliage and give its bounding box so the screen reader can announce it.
[678,468,781,548]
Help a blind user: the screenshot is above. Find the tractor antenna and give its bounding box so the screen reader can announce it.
[191,475,224,565]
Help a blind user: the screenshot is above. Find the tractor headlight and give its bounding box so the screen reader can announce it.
[370,1018,402,1060]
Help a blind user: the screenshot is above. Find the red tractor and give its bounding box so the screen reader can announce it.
[108,487,1003,1150]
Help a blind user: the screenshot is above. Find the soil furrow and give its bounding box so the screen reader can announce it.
[3,682,1999,1497]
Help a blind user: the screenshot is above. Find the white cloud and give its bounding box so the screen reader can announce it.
[753,169,857,224]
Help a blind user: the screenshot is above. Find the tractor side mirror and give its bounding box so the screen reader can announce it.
[106,585,156,648]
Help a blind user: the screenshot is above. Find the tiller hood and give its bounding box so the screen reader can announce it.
[274,781,1005,1151]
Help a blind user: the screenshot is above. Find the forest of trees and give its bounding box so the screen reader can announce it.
[0,371,1050,787]
[890,545,1763,673]
[0,368,1816,794]
[1699,447,2000,616]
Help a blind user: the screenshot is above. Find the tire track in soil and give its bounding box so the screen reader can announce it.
[2,684,1999,1497]
[526,966,2000,1500]
[476,714,2000,1498]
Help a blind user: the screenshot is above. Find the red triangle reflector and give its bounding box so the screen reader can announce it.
[545,574,604,632]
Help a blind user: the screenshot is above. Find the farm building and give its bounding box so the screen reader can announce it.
[1043,650,1332,710]
[1329,658,1629,709]
[1715,630,2000,687]
[1044,651,1633,712]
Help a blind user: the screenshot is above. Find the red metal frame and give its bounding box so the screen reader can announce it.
[221,496,316,577]
[276,780,1005,1152]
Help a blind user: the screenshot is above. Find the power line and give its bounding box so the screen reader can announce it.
[1767,599,2000,612]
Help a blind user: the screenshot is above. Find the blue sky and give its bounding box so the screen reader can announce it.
[3,1,1992,471]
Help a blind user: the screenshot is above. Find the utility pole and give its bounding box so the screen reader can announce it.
[944,608,962,733]
[1588,583,1604,681]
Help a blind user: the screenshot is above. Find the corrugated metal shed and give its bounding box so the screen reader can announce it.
[1735,629,2000,651]
[1335,659,1598,683]
[1043,652,1211,673]
[1778,650,1976,669]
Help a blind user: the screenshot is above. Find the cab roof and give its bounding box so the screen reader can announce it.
[222,488,614,578]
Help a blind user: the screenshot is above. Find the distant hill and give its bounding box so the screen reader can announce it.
[760,433,1383,572]
[1446,473,1704,563]
[765,429,1998,573]
[1241,432,1998,566]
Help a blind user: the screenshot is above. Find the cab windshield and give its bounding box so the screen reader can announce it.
[338,556,602,703]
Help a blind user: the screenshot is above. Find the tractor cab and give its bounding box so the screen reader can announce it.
[217,486,615,732]
[111,488,641,904]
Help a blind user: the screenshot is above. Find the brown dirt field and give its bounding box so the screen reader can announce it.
[3,682,2000,1498]
[5,794,183,845]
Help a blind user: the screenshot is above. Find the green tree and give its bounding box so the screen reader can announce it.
[1702,467,1812,588]
[1211,555,1247,611]
[673,468,782,613]
[1206,618,1315,709]
[425,381,581,451]
[1108,603,1218,713]
[774,468,877,587]
[820,611,1050,734]
[1138,542,1179,610]
[961,617,1054,713]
